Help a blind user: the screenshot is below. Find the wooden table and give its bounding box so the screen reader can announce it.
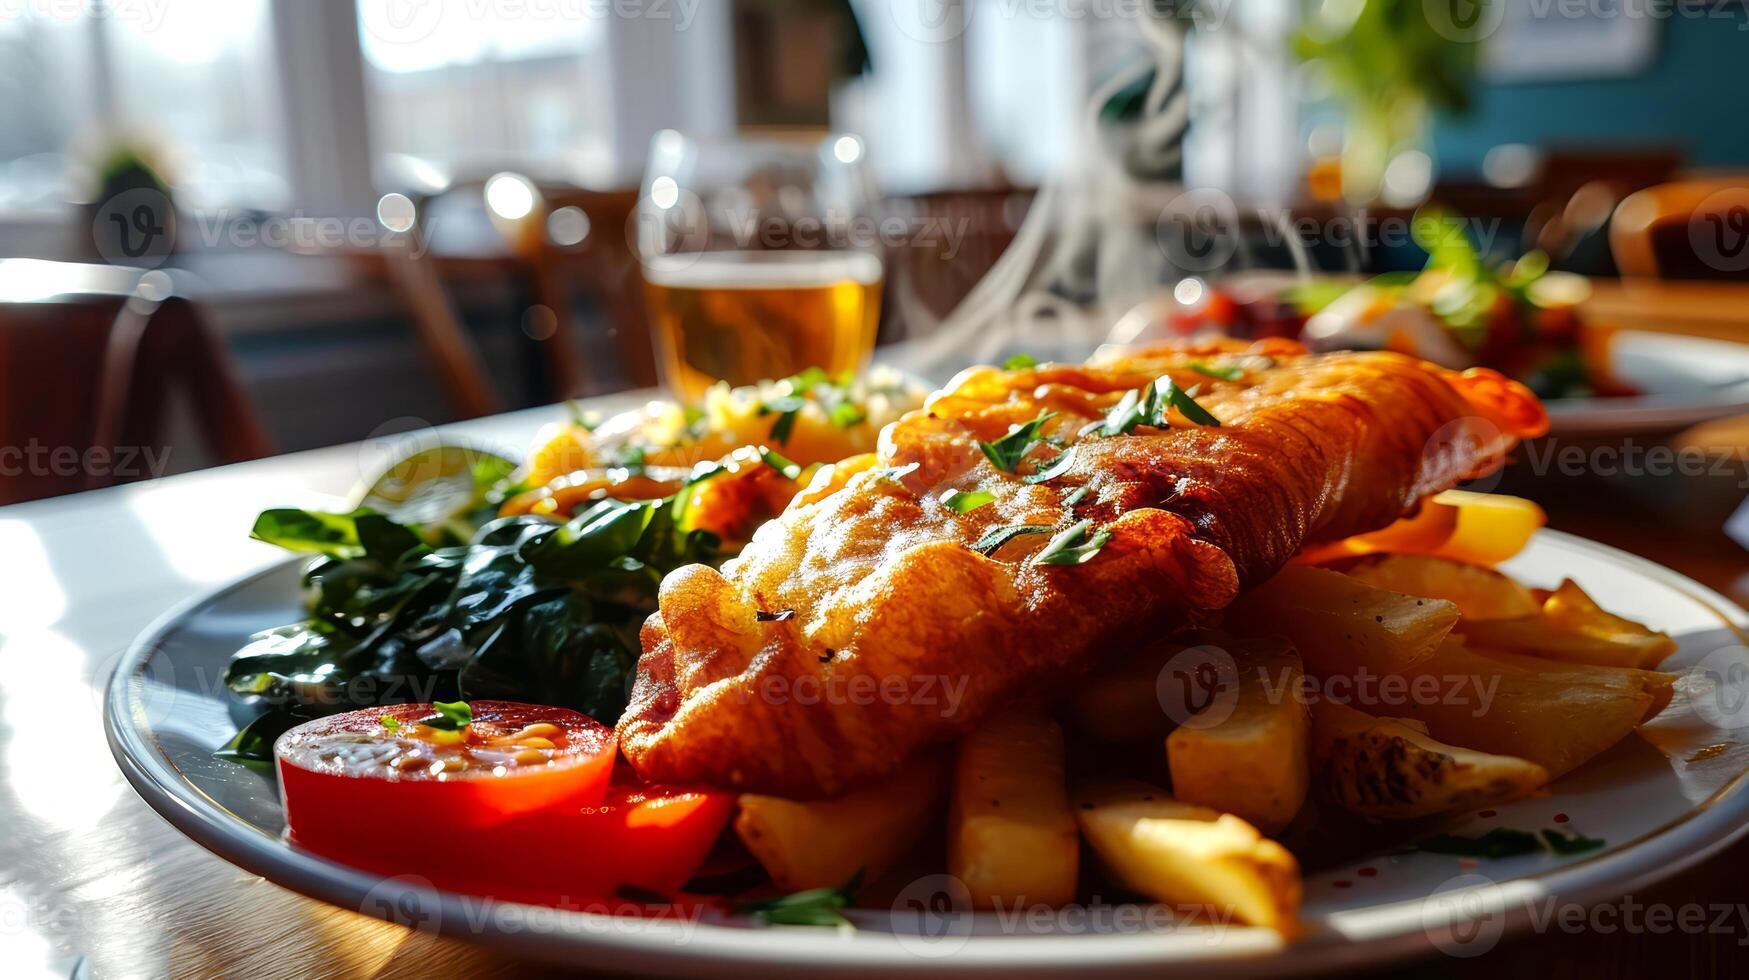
[3,385,1746,979]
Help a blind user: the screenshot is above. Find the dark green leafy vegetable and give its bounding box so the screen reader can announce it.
[218,485,724,768]
[1032,519,1111,566]
[735,870,863,928]
[979,411,1056,473]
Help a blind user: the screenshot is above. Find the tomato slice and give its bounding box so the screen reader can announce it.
[276,701,615,886]
[275,702,732,905]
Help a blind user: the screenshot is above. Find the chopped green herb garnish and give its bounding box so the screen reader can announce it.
[786,367,831,390]
[612,445,647,476]
[1022,448,1077,485]
[979,411,1056,473]
[1160,379,1221,427]
[768,410,798,445]
[1003,353,1039,370]
[1032,519,1111,566]
[736,870,863,928]
[1415,828,1542,859]
[1542,829,1606,855]
[381,716,401,731]
[941,489,996,514]
[565,401,598,430]
[1189,360,1243,381]
[1062,485,1090,507]
[427,700,473,731]
[760,448,803,480]
[972,523,1055,555]
[828,401,865,429]
[759,395,806,446]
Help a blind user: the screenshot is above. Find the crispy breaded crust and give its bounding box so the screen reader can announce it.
[618,339,1547,797]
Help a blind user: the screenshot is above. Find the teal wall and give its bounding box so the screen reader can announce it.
[1432,16,1749,174]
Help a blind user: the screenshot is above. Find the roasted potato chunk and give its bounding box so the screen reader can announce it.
[1226,565,1459,676]
[1386,638,1675,779]
[1166,640,1310,834]
[1310,700,1547,820]
[950,706,1079,909]
[736,756,950,891]
[1301,490,1546,567]
[1073,779,1300,933]
[1344,553,1539,621]
[1461,579,1677,671]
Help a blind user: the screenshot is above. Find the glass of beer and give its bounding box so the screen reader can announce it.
[637,130,884,403]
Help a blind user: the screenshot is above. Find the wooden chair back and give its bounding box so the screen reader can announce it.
[0,261,270,504]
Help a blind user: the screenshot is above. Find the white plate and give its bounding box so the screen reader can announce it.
[106,531,1749,976]
[1545,330,1749,437]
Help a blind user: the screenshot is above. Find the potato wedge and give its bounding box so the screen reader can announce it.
[1344,554,1539,621]
[737,755,950,891]
[1461,580,1677,670]
[1166,640,1310,834]
[1299,490,1546,567]
[950,706,1079,908]
[1067,640,1186,742]
[1388,638,1676,779]
[1073,779,1300,932]
[1226,565,1460,676]
[1310,700,1547,820]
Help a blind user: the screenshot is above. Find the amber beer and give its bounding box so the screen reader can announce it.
[643,250,883,403]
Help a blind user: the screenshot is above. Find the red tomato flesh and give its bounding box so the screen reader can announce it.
[275,702,732,904]
[276,701,614,885]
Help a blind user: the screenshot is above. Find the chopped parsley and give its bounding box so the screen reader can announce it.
[380,716,401,732]
[1032,519,1111,566]
[1542,829,1606,855]
[1022,448,1077,485]
[1414,828,1543,859]
[1003,353,1039,370]
[979,411,1056,473]
[736,870,863,928]
[760,448,803,480]
[972,523,1054,555]
[1163,380,1222,426]
[828,401,865,429]
[1086,378,1221,438]
[425,700,473,732]
[941,489,996,514]
[1189,360,1243,381]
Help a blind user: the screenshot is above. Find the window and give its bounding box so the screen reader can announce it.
[356,0,612,188]
[0,0,286,215]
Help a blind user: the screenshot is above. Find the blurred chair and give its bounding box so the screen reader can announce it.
[1612,178,1749,280]
[282,198,508,419]
[0,261,271,505]
[513,185,658,393]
